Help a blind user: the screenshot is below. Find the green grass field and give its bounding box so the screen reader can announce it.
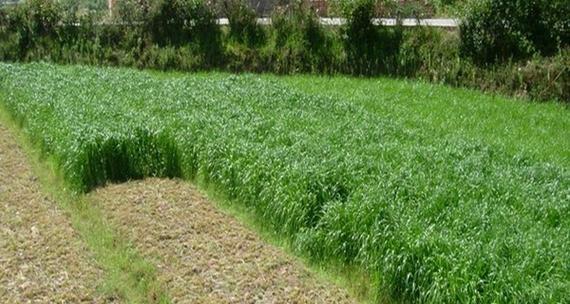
[1,62,568,303]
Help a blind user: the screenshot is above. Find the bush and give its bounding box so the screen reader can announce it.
[139,45,201,71]
[0,7,19,60]
[147,0,192,46]
[341,0,403,75]
[0,0,567,102]
[480,51,570,102]
[147,0,222,66]
[269,0,340,74]
[98,1,146,63]
[186,0,223,67]
[223,0,265,47]
[460,0,570,65]
[0,7,6,26]
[398,27,460,80]
[1,0,64,61]
[390,0,434,18]
[542,1,570,51]
[112,0,149,24]
[60,0,108,12]
[522,50,570,102]
[18,0,62,38]
[427,0,459,14]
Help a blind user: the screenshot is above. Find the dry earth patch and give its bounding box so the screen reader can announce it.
[90,178,356,304]
[0,123,104,303]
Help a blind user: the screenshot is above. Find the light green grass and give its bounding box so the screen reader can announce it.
[0,103,171,304]
[279,75,570,166]
[1,62,568,303]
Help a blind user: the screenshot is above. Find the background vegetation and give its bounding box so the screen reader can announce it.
[0,0,568,102]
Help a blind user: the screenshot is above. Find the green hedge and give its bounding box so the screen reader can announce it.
[460,0,569,65]
[0,0,568,102]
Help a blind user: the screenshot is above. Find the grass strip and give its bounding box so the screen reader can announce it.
[280,75,570,166]
[0,104,171,304]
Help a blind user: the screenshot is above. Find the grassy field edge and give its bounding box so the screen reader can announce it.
[0,103,172,304]
[192,176,378,303]
[0,94,373,303]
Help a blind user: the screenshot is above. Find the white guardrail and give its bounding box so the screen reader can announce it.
[216,18,459,27]
[64,18,460,28]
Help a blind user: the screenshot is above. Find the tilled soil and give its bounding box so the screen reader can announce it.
[90,178,356,304]
[0,123,104,303]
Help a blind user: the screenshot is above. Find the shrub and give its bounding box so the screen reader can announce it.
[0,0,566,102]
[186,0,223,67]
[0,7,19,60]
[460,0,570,65]
[398,27,460,80]
[112,0,149,23]
[97,0,145,57]
[147,0,222,66]
[139,45,201,71]
[223,0,265,47]
[224,42,270,72]
[18,0,62,38]
[541,0,570,51]
[59,0,108,12]
[0,7,6,26]
[390,0,434,18]
[341,0,403,75]
[269,0,340,74]
[1,0,64,61]
[147,0,192,46]
[0,7,9,36]
[482,50,570,102]
[522,50,570,102]
[427,0,459,14]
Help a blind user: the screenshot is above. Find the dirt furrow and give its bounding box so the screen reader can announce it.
[0,123,104,303]
[90,178,356,304]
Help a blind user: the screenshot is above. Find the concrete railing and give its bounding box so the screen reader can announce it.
[216,18,459,28]
[62,18,460,28]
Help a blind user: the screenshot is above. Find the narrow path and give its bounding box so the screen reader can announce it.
[0,123,104,302]
[89,178,356,304]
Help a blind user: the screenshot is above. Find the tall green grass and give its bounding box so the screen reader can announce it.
[1,62,568,303]
[279,75,570,167]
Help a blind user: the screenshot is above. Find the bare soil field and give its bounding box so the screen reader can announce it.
[89,178,356,304]
[0,123,104,303]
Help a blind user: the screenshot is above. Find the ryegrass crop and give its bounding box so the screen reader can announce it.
[279,75,570,167]
[1,62,568,303]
